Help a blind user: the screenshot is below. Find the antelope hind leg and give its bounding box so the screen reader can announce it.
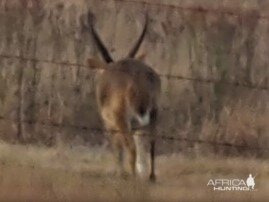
[111,134,127,177]
[149,139,156,182]
[122,134,137,177]
[134,134,149,179]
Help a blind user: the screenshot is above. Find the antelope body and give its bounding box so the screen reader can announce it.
[87,11,161,181]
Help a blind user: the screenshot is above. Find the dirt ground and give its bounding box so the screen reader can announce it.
[0,142,268,202]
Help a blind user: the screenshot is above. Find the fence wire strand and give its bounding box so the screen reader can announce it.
[0,53,268,91]
[108,0,269,20]
[0,116,268,152]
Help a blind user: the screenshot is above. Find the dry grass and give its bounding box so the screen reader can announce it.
[203,103,269,156]
[0,142,268,201]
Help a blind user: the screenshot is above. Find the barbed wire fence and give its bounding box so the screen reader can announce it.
[0,0,269,154]
[1,53,268,90]
[0,52,269,153]
[0,115,269,152]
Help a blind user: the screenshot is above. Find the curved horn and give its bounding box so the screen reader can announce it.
[128,14,149,58]
[88,11,113,63]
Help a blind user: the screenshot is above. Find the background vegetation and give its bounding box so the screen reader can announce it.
[0,0,268,156]
[0,0,269,200]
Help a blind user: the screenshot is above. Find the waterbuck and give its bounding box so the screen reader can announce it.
[87,11,161,182]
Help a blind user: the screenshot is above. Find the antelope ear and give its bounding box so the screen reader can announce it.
[136,52,147,62]
[87,58,107,70]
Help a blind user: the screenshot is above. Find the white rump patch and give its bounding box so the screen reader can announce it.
[136,110,150,127]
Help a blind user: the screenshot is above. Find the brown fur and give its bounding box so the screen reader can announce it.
[87,11,161,181]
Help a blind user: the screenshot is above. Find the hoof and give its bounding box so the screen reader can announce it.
[112,169,128,178]
[149,174,156,183]
[119,171,129,179]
